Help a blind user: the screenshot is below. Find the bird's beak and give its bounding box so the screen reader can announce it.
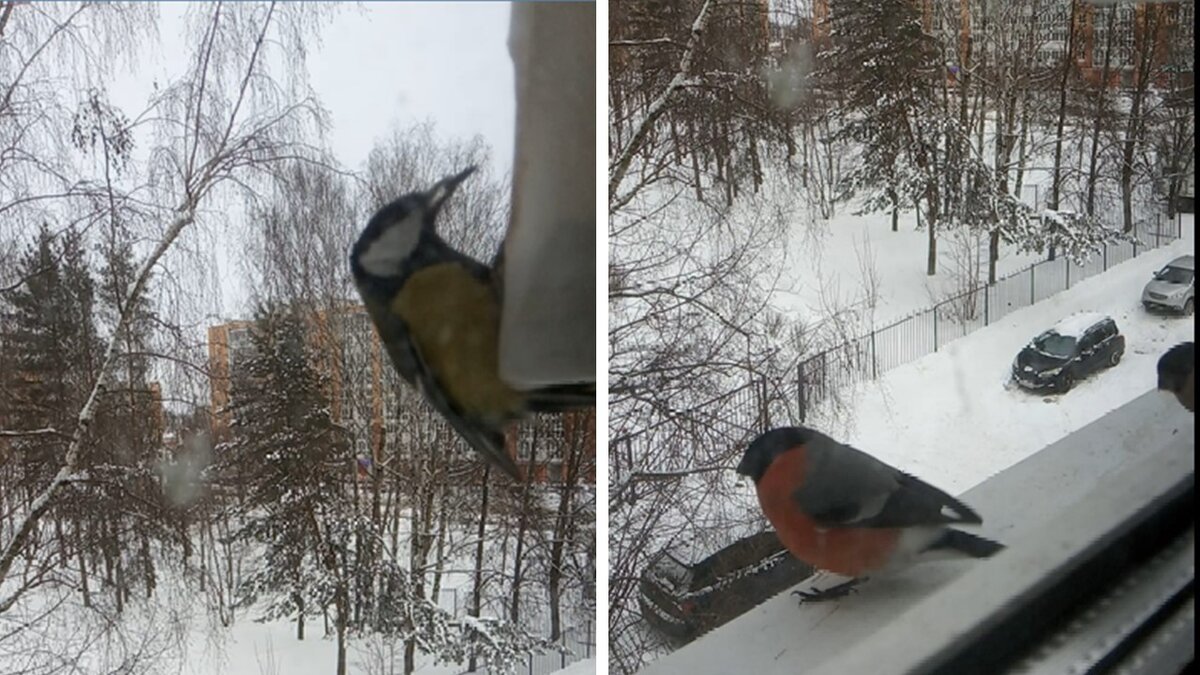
[735,455,750,478]
[428,165,478,217]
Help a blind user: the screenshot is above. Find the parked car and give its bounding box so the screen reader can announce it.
[1012,313,1126,393]
[1141,255,1195,315]
[639,531,812,642]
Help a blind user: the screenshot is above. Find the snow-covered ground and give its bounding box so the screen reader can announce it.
[778,206,1045,328]
[774,161,1126,331]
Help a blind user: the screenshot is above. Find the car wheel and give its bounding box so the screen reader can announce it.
[1057,371,1074,393]
[1185,298,1194,316]
[1109,350,1121,367]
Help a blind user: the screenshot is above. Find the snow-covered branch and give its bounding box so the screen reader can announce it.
[608,0,712,204]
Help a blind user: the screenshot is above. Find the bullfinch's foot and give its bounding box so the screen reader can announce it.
[792,577,863,603]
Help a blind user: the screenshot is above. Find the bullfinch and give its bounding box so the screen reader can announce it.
[1157,341,1194,413]
[736,426,1004,600]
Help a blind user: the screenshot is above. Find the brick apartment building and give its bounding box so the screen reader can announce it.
[615,0,1191,92]
[207,305,596,484]
[801,0,1194,90]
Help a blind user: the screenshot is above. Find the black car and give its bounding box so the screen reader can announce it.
[1012,313,1125,393]
[639,531,812,642]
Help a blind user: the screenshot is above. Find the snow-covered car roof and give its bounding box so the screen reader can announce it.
[1049,312,1112,339]
[1163,255,1195,271]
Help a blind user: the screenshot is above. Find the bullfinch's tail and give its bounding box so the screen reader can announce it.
[524,383,596,413]
[926,529,1005,559]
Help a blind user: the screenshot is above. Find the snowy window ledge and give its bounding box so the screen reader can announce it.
[811,408,1193,675]
[636,391,1194,675]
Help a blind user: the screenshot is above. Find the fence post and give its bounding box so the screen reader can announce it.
[1103,244,1108,271]
[933,306,939,352]
[1030,265,1036,305]
[984,284,990,326]
[796,363,807,423]
[1155,213,1161,248]
[871,329,877,379]
[1065,257,1070,289]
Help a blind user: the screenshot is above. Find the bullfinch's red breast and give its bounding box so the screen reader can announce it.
[1157,342,1194,413]
[736,426,1003,593]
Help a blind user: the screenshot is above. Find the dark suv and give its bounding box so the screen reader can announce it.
[1012,313,1125,393]
[639,531,812,642]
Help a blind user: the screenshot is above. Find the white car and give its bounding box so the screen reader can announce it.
[1142,255,1195,315]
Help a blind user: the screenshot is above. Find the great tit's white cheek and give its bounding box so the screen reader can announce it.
[358,210,423,276]
[428,182,450,210]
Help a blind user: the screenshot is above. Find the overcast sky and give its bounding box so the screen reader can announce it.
[308,2,516,174]
[116,2,516,173]
[108,2,516,320]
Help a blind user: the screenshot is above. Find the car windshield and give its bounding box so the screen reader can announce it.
[1155,266,1194,284]
[1033,333,1076,358]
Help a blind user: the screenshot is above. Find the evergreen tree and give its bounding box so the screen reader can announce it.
[817,0,1079,275]
[2,224,107,607]
[221,305,354,673]
[3,225,100,494]
[819,0,942,230]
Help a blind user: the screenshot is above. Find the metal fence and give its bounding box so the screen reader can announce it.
[795,212,1184,419]
[612,211,1186,470]
[454,620,595,675]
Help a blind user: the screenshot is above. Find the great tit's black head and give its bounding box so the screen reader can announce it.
[736,426,812,483]
[1157,341,1194,393]
[351,166,477,281]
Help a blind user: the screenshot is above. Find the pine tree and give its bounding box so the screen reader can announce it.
[3,225,100,493]
[818,0,948,273]
[221,305,354,674]
[2,224,104,606]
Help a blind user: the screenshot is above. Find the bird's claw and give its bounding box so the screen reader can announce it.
[791,578,863,604]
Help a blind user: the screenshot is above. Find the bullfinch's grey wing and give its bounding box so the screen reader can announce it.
[793,429,982,529]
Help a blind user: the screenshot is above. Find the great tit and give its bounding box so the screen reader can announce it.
[350,167,593,481]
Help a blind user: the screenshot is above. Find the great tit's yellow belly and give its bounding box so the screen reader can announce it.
[393,263,524,420]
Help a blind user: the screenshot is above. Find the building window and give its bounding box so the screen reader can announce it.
[1034,1,1069,66]
[1174,2,1194,70]
[1110,5,1134,69]
[931,0,945,34]
[228,327,253,370]
[1092,6,1118,69]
